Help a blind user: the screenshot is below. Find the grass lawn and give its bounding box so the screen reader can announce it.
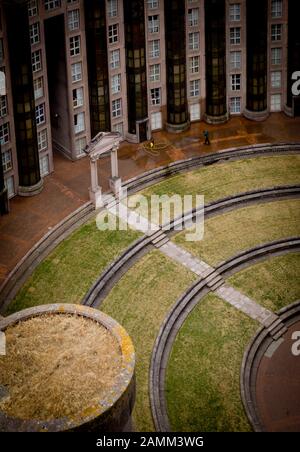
[174,199,300,266]
[6,215,141,315]
[228,253,300,312]
[127,155,300,223]
[100,250,197,432]
[166,294,259,432]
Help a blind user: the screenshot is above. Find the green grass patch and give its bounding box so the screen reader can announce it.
[174,199,300,266]
[228,253,300,312]
[100,250,197,432]
[127,155,300,223]
[7,215,141,315]
[166,294,259,432]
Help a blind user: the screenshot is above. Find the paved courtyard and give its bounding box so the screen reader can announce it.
[0,113,299,285]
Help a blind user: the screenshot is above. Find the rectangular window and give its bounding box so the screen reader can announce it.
[111,74,121,94]
[35,103,45,125]
[68,9,80,31]
[38,129,48,151]
[230,97,241,113]
[229,4,241,21]
[71,62,82,82]
[110,49,120,69]
[189,32,200,50]
[30,22,40,45]
[0,122,9,144]
[150,87,161,105]
[271,93,281,111]
[149,39,160,58]
[34,77,43,100]
[188,8,199,27]
[1,149,12,172]
[147,0,159,9]
[230,27,241,45]
[189,56,200,74]
[112,122,124,136]
[108,24,118,44]
[190,79,200,97]
[151,111,162,130]
[28,0,38,17]
[149,64,160,81]
[4,176,14,198]
[44,0,61,11]
[271,71,281,88]
[271,24,282,41]
[75,137,87,155]
[271,0,282,18]
[112,98,122,117]
[190,103,201,121]
[32,50,42,72]
[148,15,159,33]
[231,74,241,91]
[39,155,49,177]
[230,51,241,69]
[74,112,85,133]
[271,47,282,65]
[107,0,118,18]
[70,36,81,56]
[73,87,84,108]
[0,95,7,118]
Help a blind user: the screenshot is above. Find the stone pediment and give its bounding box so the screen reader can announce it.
[85,132,122,162]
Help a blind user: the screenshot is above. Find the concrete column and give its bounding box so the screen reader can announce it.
[109,146,122,197]
[89,158,103,209]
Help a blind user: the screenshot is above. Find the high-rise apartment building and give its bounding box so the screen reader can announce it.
[0,0,299,206]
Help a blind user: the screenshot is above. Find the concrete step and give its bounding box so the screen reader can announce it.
[210,279,225,292]
[153,237,170,248]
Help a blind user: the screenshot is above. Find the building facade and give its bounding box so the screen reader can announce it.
[0,0,298,205]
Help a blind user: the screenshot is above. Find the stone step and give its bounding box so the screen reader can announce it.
[153,237,170,248]
[269,321,288,339]
[272,326,288,341]
[210,279,225,292]
[152,233,167,245]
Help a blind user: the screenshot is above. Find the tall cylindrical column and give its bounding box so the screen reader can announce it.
[4,0,43,196]
[244,0,268,120]
[165,0,189,132]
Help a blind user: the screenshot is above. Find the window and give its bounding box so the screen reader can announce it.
[0,95,7,118]
[189,32,200,50]
[1,149,12,172]
[149,40,160,58]
[110,49,120,69]
[147,0,159,9]
[71,62,82,82]
[271,47,282,65]
[30,23,40,45]
[108,24,118,44]
[75,137,87,155]
[230,51,241,69]
[28,0,38,17]
[4,176,14,198]
[190,79,200,97]
[70,36,80,56]
[151,87,161,105]
[74,112,85,133]
[68,10,80,31]
[231,74,241,91]
[188,8,199,27]
[35,104,45,125]
[190,103,200,121]
[230,97,241,113]
[271,94,281,111]
[271,24,282,41]
[229,4,241,21]
[44,0,61,11]
[32,50,42,72]
[151,112,162,130]
[0,122,9,144]
[271,71,281,88]
[230,27,241,45]
[148,15,159,33]
[38,129,48,151]
[271,0,282,18]
[112,122,124,136]
[111,74,121,94]
[189,56,200,74]
[34,77,43,100]
[39,155,49,177]
[112,98,122,118]
[149,64,160,81]
[73,87,84,108]
[107,0,118,18]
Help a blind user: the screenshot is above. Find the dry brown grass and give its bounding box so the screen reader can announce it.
[0,314,122,420]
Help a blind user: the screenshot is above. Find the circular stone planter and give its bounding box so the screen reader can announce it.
[0,304,135,432]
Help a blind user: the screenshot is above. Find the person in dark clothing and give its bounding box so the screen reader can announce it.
[203,130,210,145]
